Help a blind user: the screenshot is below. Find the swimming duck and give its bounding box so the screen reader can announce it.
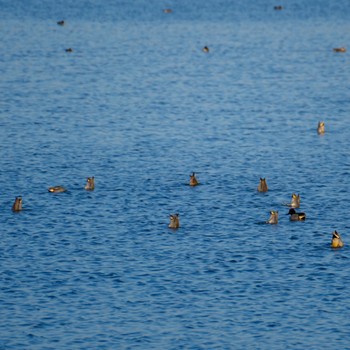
[163,8,172,13]
[289,193,300,208]
[257,177,268,192]
[317,121,325,135]
[65,48,73,53]
[85,176,95,191]
[287,208,306,221]
[202,46,209,53]
[189,172,199,186]
[331,230,344,248]
[168,213,180,229]
[48,186,67,193]
[12,196,23,212]
[266,210,278,224]
[274,5,283,10]
[57,20,65,26]
[333,47,346,53]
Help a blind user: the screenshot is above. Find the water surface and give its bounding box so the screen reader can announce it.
[1,0,350,349]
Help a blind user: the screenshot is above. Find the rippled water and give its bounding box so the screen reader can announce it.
[1,0,350,349]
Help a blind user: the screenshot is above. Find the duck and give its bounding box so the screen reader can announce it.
[57,20,65,26]
[333,47,346,53]
[257,177,268,192]
[266,210,278,224]
[168,213,180,229]
[202,46,209,53]
[48,186,67,193]
[12,196,23,212]
[163,8,172,13]
[65,48,73,53]
[287,208,306,221]
[289,193,300,208]
[274,5,283,10]
[189,172,199,186]
[317,121,325,135]
[85,176,95,191]
[331,230,344,248]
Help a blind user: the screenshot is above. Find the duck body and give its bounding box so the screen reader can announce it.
[333,47,346,53]
[12,196,23,212]
[169,214,180,229]
[202,46,209,53]
[85,176,95,191]
[257,178,268,192]
[287,208,306,221]
[267,210,278,224]
[290,193,300,208]
[331,230,344,248]
[189,172,199,186]
[317,121,325,135]
[48,186,67,193]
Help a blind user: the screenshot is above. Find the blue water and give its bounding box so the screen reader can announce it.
[1,0,350,349]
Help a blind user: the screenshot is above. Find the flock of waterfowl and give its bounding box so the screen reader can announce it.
[56,7,347,55]
[11,176,95,210]
[18,11,344,250]
[169,123,344,249]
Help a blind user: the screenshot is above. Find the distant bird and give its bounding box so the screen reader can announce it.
[257,177,268,192]
[169,213,180,229]
[65,48,73,53]
[85,177,95,191]
[333,47,346,53]
[317,121,325,135]
[331,230,344,248]
[274,5,283,10]
[287,208,306,221]
[189,172,199,187]
[163,9,172,13]
[12,196,23,212]
[289,193,300,208]
[266,210,278,224]
[48,186,67,193]
[57,20,65,26]
[202,46,209,53]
